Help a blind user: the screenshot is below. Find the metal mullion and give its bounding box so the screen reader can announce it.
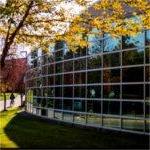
[62,52,64,120]
[73,52,75,123]
[120,36,123,130]
[144,33,146,133]
[101,35,104,127]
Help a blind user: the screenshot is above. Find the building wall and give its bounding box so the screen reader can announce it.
[25,30,150,134]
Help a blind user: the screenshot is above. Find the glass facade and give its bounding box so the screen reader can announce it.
[25,30,150,134]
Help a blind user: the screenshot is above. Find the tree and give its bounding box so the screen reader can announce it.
[0,58,27,110]
[0,0,149,67]
[0,0,82,67]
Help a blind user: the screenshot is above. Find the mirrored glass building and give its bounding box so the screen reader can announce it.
[25,30,150,135]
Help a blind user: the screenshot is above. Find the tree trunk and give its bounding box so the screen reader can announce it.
[20,93,23,107]
[3,92,7,111]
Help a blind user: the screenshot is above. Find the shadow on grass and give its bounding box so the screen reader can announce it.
[4,111,149,149]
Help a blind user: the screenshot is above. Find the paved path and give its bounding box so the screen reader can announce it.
[0,95,25,111]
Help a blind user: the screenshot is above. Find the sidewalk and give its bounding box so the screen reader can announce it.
[0,95,25,111]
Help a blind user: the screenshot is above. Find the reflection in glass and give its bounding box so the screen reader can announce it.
[145,84,150,101]
[87,100,101,113]
[54,111,62,120]
[122,102,143,117]
[64,74,73,84]
[63,112,73,122]
[87,71,101,83]
[74,72,86,84]
[64,87,73,97]
[74,114,86,124]
[63,99,73,110]
[146,30,150,45]
[145,47,150,64]
[103,69,120,83]
[74,100,85,112]
[55,63,62,73]
[145,102,150,118]
[122,118,144,131]
[103,85,120,99]
[74,86,86,98]
[87,115,101,126]
[47,99,54,108]
[87,85,101,98]
[122,67,144,82]
[103,101,120,115]
[64,60,73,72]
[145,66,150,82]
[103,53,120,67]
[87,55,101,69]
[54,99,62,109]
[55,75,62,85]
[122,84,143,99]
[74,59,86,71]
[122,32,145,50]
[103,117,120,128]
[103,34,121,52]
[122,49,144,66]
[55,87,62,97]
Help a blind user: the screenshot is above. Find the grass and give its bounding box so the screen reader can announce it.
[0,93,18,101]
[0,108,149,149]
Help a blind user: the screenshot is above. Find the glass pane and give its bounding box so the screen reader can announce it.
[145,66,150,82]
[55,75,62,85]
[74,114,86,124]
[87,115,101,126]
[55,50,63,61]
[74,100,85,112]
[74,86,86,98]
[54,99,62,109]
[87,100,101,113]
[55,87,62,97]
[103,34,121,52]
[145,30,150,46]
[74,58,86,71]
[48,110,54,118]
[145,47,150,64]
[87,55,101,69]
[47,99,54,108]
[63,99,73,110]
[64,50,73,60]
[42,77,47,86]
[48,76,54,85]
[41,109,48,116]
[103,117,120,128]
[64,74,73,84]
[122,32,145,50]
[145,120,150,133]
[122,118,144,131]
[87,85,101,98]
[47,88,54,97]
[64,60,73,72]
[64,87,73,97]
[103,85,120,99]
[74,72,86,84]
[63,112,73,122]
[122,102,143,117]
[54,111,62,120]
[41,98,47,107]
[87,71,101,83]
[122,67,144,82]
[48,64,54,74]
[122,84,143,99]
[103,101,120,115]
[122,49,144,66]
[145,102,150,118]
[145,84,150,101]
[103,69,120,83]
[55,63,62,73]
[103,53,120,67]
[42,66,47,75]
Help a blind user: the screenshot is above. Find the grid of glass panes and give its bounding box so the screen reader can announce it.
[25,30,150,134]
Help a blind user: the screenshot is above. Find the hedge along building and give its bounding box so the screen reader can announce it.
[25,4,150,135]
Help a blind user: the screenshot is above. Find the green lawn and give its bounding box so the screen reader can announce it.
[0,93,18,101]
[0,108,149,149]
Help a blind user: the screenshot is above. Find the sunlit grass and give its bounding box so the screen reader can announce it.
[0,108,149,149]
